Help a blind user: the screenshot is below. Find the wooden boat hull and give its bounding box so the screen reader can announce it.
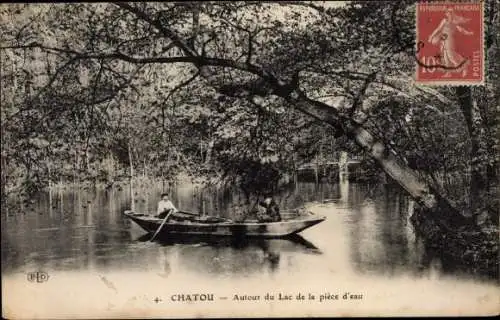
[124,211,325,238]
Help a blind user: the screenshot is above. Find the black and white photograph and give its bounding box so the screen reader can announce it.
[1,1,498,318]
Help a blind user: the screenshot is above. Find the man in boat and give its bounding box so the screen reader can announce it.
[257,196,281,222]
[156,193,178,218]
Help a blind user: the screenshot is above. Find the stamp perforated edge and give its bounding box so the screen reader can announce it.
[414,1,485,86]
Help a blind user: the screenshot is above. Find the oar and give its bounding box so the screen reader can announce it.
[150,210,174,242]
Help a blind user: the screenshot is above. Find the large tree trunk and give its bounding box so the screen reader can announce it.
[218,70,472,230]
[279,90,472,230]
[456,86,485,214]
[348,124,471,229]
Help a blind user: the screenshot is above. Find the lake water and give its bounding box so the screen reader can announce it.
[2,177,498,318]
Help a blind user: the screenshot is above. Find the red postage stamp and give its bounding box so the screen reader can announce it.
[416,1,484,85]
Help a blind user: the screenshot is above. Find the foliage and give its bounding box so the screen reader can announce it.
[0,2,497,230]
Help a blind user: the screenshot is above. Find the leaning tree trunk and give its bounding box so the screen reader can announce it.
[218,74,472,230]
[283,91,496,275]
[282,90,472,230]
[347,124,472,229]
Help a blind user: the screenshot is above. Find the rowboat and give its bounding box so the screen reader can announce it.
[124,210,325,238]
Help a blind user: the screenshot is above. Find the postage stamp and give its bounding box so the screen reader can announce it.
[416,1,484,85]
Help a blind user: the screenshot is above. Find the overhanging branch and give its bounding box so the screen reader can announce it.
[112,2,199,58]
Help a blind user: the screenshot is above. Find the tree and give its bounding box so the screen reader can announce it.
[0,2,497,232]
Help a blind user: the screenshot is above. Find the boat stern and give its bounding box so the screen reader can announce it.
[288,215,326,235]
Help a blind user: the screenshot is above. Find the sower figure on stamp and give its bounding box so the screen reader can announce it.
[156,193,178,218]
[428,8,474,77]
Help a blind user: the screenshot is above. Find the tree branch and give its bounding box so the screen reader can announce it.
[276,1,327,13]
[350,71,377,117]
[160,70,201,129]
[112,2,198,57]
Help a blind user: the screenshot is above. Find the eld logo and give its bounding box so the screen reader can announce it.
[27,271,49,283]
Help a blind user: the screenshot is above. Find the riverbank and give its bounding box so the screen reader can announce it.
[410,207,499,279]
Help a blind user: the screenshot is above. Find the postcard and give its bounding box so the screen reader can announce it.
[1,1,498,318]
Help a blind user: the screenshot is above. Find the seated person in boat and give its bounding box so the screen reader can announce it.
[256,196,281,222]
[156,193,178,218]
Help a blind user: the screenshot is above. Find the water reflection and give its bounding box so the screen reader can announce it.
[0,179,487,282]
[344,183,429,275]
[129,233,322,277]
